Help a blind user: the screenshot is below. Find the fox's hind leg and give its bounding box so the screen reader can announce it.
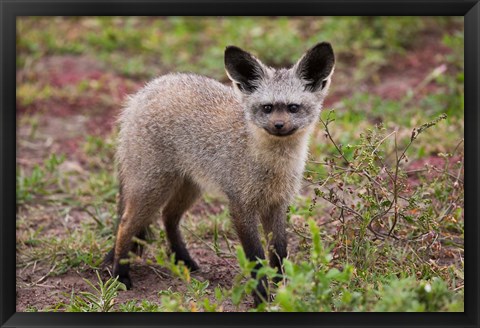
[162,177,201,271]
[104,184,150,266]
[111,199,159,289]
[110,175,180,289]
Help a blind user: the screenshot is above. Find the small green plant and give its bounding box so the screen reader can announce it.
[59,271,126,312]
[121,245,227,312]
[273,220,356,312]
[118,299,163,312]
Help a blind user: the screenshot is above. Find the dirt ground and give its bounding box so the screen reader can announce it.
[16,29,462,312]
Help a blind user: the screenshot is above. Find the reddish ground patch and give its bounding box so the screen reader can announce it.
[41,55,105,88]
[374,30,452,100]
[406,154,463,188]
[324,30,453,109]
[17,55,142,137]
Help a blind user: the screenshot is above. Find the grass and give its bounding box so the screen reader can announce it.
[16,16,464,312]
[17,17,461,81]
[54,272,127,312]
[42,219,463,312]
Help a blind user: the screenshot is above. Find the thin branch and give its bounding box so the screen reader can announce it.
[319,118,350,164]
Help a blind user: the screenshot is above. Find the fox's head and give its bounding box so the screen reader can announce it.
[225,42,334,138]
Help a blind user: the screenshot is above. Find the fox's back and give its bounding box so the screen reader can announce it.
[120,73,241,133]
[117,73,251,195]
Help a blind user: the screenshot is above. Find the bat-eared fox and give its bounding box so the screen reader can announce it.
[105,42,335,306]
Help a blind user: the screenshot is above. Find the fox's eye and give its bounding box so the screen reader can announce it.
[288,104,300,113]
[263,104,273,114]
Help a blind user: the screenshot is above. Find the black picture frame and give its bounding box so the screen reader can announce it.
[2,1,478,327]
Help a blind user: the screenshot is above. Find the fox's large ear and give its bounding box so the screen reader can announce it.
[225,46,267,94]
[294,42,335,93]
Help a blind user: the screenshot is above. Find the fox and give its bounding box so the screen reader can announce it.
[105,42,335,306]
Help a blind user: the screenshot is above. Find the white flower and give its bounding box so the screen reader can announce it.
[424,283,432,293]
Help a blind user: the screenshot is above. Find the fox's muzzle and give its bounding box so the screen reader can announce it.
[264,124,297,137]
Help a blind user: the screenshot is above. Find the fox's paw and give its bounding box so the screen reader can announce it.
[177,258,200,272]
[118,274,132,290]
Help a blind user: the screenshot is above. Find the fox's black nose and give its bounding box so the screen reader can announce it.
[274,121,285,129]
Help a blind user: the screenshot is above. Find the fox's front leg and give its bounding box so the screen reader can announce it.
[261,205,288,283]
[230,203,269,307]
